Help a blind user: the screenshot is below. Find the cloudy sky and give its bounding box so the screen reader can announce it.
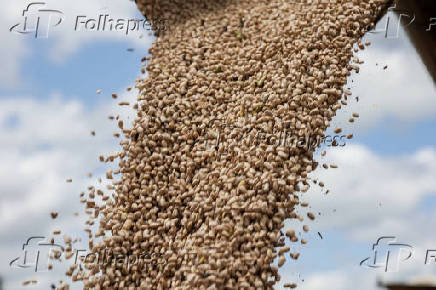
[0,1,435,289]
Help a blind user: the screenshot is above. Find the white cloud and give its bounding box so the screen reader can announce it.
[334,16,436,132]
[0,90,138,226]
[2,0,153,87]
[303,144,436,237]
[276,144,436,290]
[302,270,371,290]
[0,1,30,88]
[291,240,436,290]
[41,0,154,62]
[0,90,137,289]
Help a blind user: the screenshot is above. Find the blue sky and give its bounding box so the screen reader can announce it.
[0,1,435,289]
[0,42,144,103]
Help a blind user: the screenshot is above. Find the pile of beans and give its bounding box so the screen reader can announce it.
[58,0,390,289]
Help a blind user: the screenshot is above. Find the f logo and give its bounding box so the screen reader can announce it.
[10,2,64,38]
[369,2,415,39]
[10,236,64,272]
[360,237,413,272]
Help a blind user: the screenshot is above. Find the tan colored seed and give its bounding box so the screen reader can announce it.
[307,212,315,220]
[286,229,295,238]
[64,235,71,244]
[278,255,286,267]
[279,247,290,255]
